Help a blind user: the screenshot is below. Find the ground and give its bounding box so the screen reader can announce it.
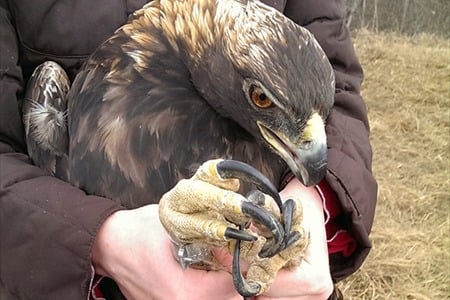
[336,30,450,299]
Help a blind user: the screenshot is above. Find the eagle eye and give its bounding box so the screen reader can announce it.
[250,86,273,109]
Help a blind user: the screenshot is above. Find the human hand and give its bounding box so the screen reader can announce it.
[91,204,243,300]
[195,177,334,300]
[254,178,334,300]
[158,159,307,296]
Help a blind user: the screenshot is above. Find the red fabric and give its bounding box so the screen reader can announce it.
[91,275,105,300]
[316,180,357,257]
[281,174,357,257]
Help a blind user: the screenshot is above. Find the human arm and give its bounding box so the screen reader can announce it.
[0,6,238,300]
[99,1,377,298]
[0,1,124,298]
[88,0,377,297]
[88,167,332,300]
[250,0,377,297]
[255,178,334,300]
[91,204,245,300]
[1,5,255,300]
[283,0,378,280]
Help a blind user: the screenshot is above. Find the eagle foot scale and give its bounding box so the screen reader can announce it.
[159,159,309,296]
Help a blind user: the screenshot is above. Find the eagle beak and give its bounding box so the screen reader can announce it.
[258,112,327,187]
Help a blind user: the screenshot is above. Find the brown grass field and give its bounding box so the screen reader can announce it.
[336,31,450,299]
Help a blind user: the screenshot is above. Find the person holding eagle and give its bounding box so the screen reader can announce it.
[0,0,377,299]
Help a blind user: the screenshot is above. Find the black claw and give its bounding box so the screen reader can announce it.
[284,231,301,249]
[225,227,257,242]
[217,160,301,259]
[281,199,301,249]
[232,225,262,297]
[241,201,284,258]
[217,160,282,212]
[260,199,300,256]
[282,199,296,236]
[281,199,302,250]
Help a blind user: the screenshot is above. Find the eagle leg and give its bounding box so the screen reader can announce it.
[159,159,285,247]
[159,159,307,297]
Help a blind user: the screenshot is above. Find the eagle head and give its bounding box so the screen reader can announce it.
[162,0,335,186]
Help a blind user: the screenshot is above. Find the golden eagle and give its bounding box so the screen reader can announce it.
[23,0,335,297]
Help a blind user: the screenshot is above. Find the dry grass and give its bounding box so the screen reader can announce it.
[337,30,450,299]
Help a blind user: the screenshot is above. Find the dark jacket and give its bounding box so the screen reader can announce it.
[0,0,377,299]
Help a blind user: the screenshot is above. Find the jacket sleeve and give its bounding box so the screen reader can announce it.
[0,1,124,299]
[283,0,378,281]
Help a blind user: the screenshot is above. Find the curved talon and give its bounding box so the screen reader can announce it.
[281,199,301,249]
[245,189,286,258]
[259,198,301,257]
[216,160,282,212]
[284,231,301,249]
[224,227,257,242]
[217,160,287,258]
[283,199,296,235]
[241,201,284,257]
[232,225,262,297]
